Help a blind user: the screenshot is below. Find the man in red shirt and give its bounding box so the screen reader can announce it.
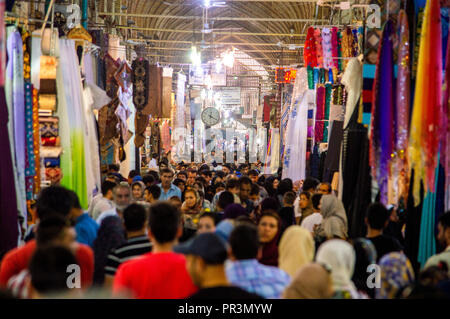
[0,186,94,288]
[113,202,198,298]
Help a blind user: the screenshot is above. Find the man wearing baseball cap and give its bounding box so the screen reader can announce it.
[174,233,262,299]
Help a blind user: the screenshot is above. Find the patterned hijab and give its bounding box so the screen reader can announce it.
[376,252,415,299]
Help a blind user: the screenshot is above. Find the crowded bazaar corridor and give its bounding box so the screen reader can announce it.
[0,0,449,304]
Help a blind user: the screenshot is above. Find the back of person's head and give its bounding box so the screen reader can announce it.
[260,197,279,213]
[217,191,234,211]
[366,202,389,230]
[148,184,162,200]
[123,204,148,232]
[142,174,155,185]
[226,178,239,190]
[148,170,160,182]
[148,202,180,244]
[152,153,158,159]
[215,171,225,179]
[101,181,117,196]
[229,223,259,260]
[36,215,73,247]
[200,169,212,178]
[419,264,449,287]
[311,193,323,210]
[128,170,138,180]
[277,178,293,195]
[302,177,320,193]
[257,175,266,186]
[29,246,78,297]
[283,191,296,206]
[36,186,81,220]
[214,182,226,191]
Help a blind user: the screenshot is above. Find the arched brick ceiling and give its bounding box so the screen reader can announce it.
[97,1,330,68]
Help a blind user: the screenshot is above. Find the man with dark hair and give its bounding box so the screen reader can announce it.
[302,177,320,193]
[211,178,240,210]
[248,169,268,199]
[222,164,232,176]
[200,170,213,186]
[68,190,99,247]
[226,223,290,298]
[300,193,323,233]
[142,174,156,187]
[127,170,139,185]
[187,169,197,187]
[29,246,81,299]
[238,177,254,215]
[249,183,261,204]
[216,191,235,220]
[96,183,132,225]
[366,203,403,262]
[177,171,188,182]
[148,170,160,184]
[0,187,94,289]
[113,202,197,298]
[108,164,126,182]
[316,182,332,195]
[158,168,182,201]
[104,204,152,285]
[144,185,162,204]
[197,213,218,234]
[425,211,450,273]
[175,233,262,299]
[89,181,116,218]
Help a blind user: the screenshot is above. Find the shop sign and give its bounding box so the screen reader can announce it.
[220,87,241,105]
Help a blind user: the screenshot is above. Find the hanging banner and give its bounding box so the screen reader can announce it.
[189,65,205,85]
[221,87,241,105]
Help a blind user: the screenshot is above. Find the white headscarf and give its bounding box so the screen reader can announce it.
[279,226,315,277]
[316,239,357,294]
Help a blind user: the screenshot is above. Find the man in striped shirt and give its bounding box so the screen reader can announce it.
[104,204,152,287]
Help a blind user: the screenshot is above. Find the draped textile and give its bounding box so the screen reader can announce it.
[315,28,323,68]
[370,21,395,205]
[57,39,88,209]
[322,28,333,69]
[304,27,317,68]
[5,27,26,233]
[394,10,411,205]
[282,68,314,182]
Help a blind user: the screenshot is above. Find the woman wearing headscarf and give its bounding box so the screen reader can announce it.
[316,239,368,299]
[282,263,334,299]
[376,252,415,299]
[351,238,378,298]
[223,203,247,220]
[264,176,279,198]
[258,210,281,267]
[279,226,315,277]
[92,215,126,286]
[131,181,146,202]
[314,195,348,243]
[181,188,202,239]
[296,191,314,225]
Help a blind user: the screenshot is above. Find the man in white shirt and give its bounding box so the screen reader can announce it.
[301,193,323,233]
[148,153,159,171]
[96,183,132,225]
[424,211,450,274]
[90,181,117,220]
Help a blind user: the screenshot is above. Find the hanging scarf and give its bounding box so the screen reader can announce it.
[409,0,443,205]
[394,10,411,205]
[304,27,317,68]
[322,28,333,69]
[331,27,339,69]
[315,85,326,143]
[315,28,324,68]
[370,21,395,205]
[443,10,450,211]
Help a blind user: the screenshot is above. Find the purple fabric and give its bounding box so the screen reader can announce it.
[0,87,19,257]
[373,21,395,204]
